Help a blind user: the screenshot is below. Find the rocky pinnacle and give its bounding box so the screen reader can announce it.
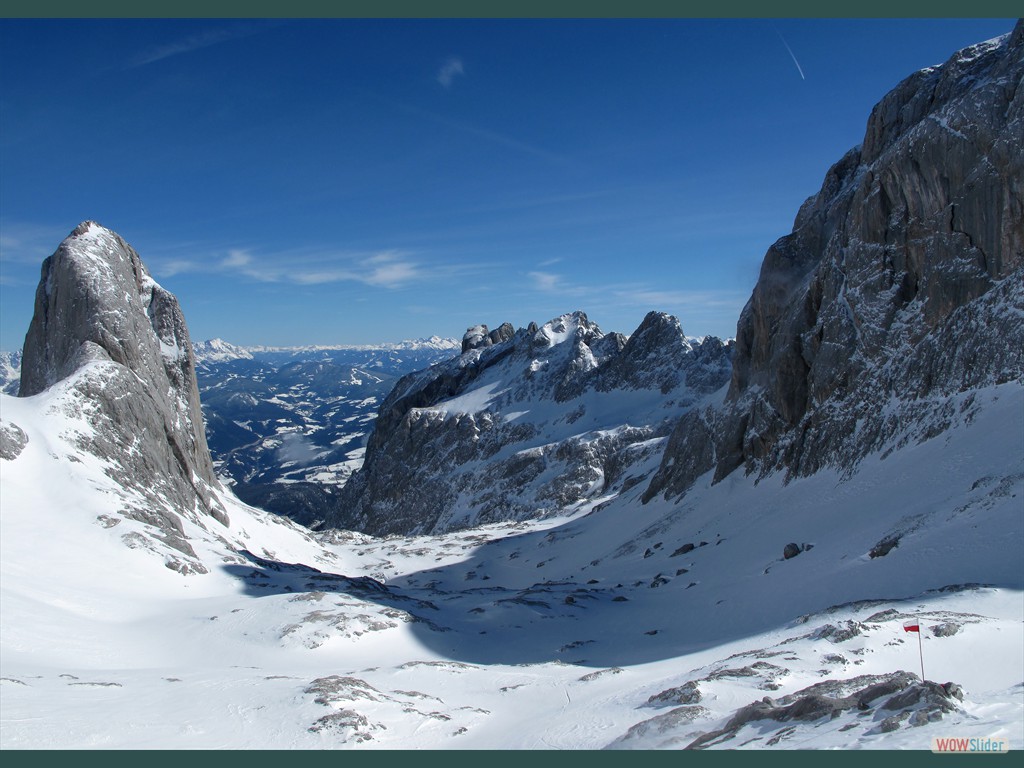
[19,222,228,566]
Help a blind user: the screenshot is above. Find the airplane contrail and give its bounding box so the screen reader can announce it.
[776,30,806,81]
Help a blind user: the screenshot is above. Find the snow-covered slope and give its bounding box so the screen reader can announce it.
[1,371,1021,749]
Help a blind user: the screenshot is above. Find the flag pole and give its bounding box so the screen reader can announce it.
[917,616,925,682]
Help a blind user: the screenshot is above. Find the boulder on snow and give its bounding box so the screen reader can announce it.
[783,543,801,560]
[646,680,702,707]
[685,670,930,749]
[0,421,28,461]
[930,622,962,637]
[869,534,901,558]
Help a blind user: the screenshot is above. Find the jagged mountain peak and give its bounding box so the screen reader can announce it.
[397,335,461,351]
[862,24,1019,168]
[621,311,690,357]
[534,310,600,343]
[193,338,255,363]
[22,221,189,394]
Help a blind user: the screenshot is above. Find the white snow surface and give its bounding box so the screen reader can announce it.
[1,369,1022,749]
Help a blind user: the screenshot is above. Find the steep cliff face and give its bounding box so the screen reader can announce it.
[17,222,228,570]
[332,311,732,536]
[646,24,1024,501]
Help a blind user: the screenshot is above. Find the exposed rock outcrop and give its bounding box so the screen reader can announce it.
[18,222,228,567]
[684,672,963,749]
[331,311,731,535]
[0,421,28,461]
[462,322,516,353]
[646,24,1024,501]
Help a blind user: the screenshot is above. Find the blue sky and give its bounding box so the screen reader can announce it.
[0,18,1016,350]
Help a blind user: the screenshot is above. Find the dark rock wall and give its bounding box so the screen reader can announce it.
[646,24,1024,501]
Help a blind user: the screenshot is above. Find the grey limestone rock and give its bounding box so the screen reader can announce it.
[462,324,492,353]
[0,420,28,461]
[461,322,516,353]
[488,321,515,346]
[685,670,923,749]
[646,680,702,707]
[609,705,709,748]
[930,622,962,637]
[17,222,228,567]
[647,24,1024,501]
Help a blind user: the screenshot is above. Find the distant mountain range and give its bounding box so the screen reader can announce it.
[192,338,459,525]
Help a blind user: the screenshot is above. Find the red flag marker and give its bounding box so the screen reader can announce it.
[904,617,925,680]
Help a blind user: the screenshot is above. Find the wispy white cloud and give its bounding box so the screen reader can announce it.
[153,245,430,290]
[370,93,567,165]
[611,288,748,310]
[522,268,747,332]
[528,271,562,292]
[126,24,265,69]
[0,221,67,265]
[437,56,465,88]
[362,253,422,287]
[159,258,204,277]
[220,250,252,269]
[526,270,595,300]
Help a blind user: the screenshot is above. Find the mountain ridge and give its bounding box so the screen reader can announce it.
[330,310,732,535]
